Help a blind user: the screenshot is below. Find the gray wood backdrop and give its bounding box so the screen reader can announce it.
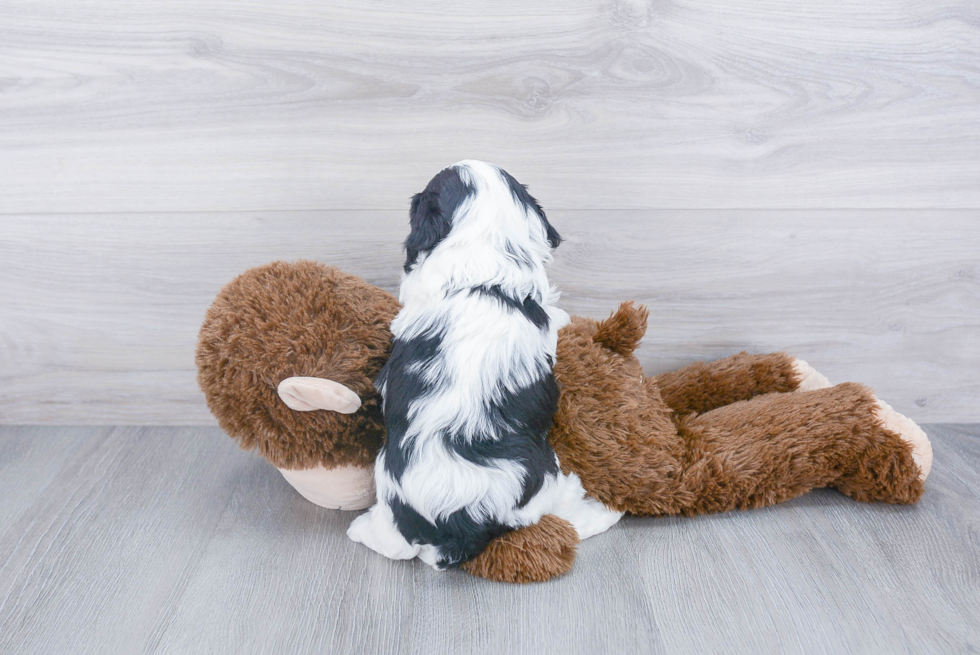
[1,0,978,423]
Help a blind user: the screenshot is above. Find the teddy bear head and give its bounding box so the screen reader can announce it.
[196,260,399,471]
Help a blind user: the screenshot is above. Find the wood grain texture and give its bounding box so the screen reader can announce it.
[0,427,245,655]
[1,0,978,213]
[0,425,977,654]
[1,210,977,423]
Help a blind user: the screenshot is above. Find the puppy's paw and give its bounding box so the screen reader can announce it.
[874,399,933,481]
[548,306,571,330]
[347,504,420,561]
[792,358,833,391]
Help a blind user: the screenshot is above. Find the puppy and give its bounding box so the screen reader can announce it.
[347,160,621,569]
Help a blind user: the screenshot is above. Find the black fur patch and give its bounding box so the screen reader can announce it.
[374,331,443,482]
[376,329,560,568]
[446,370,560,508]
[468,284,550,330]
[404,167,474,272]
[388,496,511,568]
[497,167,562,249]
[385,370,560,568]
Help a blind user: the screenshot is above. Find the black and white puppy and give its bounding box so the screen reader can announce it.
[347,160,622,569]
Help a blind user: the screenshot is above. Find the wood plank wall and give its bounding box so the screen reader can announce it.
[1,0,978,423]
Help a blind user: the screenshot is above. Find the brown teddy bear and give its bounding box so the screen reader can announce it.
[197,260,932,583]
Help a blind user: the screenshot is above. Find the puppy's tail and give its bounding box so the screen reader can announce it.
[592,301,649,356]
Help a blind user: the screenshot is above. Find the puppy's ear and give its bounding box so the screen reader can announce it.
[538,209,562,250]
[498,168,561,250]
[521,188,561,250]
[404,166,472,272]
[404,190,451,272]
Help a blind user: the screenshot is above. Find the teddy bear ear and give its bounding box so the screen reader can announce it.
[592,301,649,356]
[277,377,362,413]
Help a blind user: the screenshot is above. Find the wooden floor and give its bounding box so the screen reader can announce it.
[1,425,977,654]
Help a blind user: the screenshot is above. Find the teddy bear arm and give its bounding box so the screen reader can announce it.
[654,351,799,416]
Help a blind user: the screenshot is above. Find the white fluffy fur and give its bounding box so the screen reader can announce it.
[347,160,622,568]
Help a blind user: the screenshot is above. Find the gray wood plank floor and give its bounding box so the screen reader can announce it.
[1,425,977,654]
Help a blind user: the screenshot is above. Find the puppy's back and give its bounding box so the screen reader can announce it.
[373,160,565,569]
[376,289,560,568]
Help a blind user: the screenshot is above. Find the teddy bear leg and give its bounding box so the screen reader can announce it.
[655,351,801,416]
[835,397,932,504]
[674,382,928,514]
[460,515,579,583]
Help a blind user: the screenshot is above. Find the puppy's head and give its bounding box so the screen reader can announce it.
[403,161,561,273]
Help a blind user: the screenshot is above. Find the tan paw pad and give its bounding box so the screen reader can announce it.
[874,399,933,481]
[792,358,833,391]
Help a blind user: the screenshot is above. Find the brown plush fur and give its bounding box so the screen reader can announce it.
[655,351,799,416]
[198,264,927,582]
[196,261,400,470]
[673,383,924,512]
[591,301,649,356]
[461,514,579,583]
[551,303,924,516]
[550,304,689,515]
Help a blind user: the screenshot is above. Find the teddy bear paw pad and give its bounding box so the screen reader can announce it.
[793,358,833,391]
[874,399,933,481]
